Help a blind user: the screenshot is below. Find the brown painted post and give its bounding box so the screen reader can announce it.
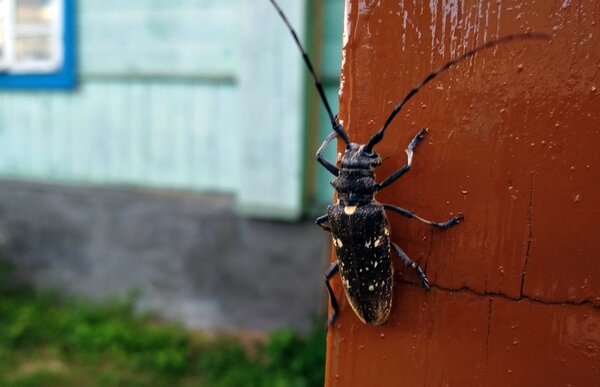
[325,1,599,386]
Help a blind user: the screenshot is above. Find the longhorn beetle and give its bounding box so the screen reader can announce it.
[268,0,549,325]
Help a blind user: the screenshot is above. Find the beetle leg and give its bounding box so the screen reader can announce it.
[315,214,332,232]
[384,204,464,229]
[391,242,430,290]
[376,128,427,191]
[316,131,339,176]
[325,261,340,326]
[318,216,339,325]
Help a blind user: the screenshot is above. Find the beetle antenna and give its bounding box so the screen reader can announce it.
[268,0,351,146]
[364,33,550,152]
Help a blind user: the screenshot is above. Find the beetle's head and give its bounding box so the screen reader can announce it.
[340,143,382,170]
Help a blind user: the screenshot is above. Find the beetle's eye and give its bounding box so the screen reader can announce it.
[363,150,375,157]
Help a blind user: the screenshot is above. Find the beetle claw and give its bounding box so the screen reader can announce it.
[422,278,431,291]
[419,274,431,291]
[453,214,465,224]
[442,214,464,228]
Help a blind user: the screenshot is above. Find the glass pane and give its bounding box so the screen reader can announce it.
[16,0,56,25]
[0,1,5,64]
[14,34,52,61]
[0,14,5,52]
[11,0,62,72]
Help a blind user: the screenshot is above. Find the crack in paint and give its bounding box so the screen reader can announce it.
[520,174,534,297]
[395,279,600,308]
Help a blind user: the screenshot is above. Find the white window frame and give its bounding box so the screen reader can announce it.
[0,0,63,74]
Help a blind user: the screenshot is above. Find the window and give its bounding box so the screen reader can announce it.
[0,0,74,89]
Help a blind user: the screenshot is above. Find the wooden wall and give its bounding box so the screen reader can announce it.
[0,0,345,219]
[326,0,599,385]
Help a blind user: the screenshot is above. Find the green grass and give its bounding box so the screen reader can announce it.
[0,263,326,387]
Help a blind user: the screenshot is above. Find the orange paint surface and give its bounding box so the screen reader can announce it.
[325,0,599,385]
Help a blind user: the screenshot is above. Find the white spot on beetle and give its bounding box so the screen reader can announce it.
[344,205,357,215]
[368,285,374,291]
[374,237,383,247]
[333,238,343,248]
[365,240,371,248]
[384,228,390,236]
[373,261,379,268]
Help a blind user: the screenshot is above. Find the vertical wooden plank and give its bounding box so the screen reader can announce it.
[314,0,344,210]
[215,84,240,192]
[125,82,139,183]
[326,0,600,385]
[237,0,307,218]
[191,86,212,189]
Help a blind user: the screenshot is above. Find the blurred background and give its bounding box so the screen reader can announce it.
[0,0,342,385]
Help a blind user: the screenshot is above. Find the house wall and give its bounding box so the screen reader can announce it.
[0,0,345,330]
[0,1,241,191]
[0,0,348,218]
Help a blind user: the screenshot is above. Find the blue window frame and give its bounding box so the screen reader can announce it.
[0,0,75,89]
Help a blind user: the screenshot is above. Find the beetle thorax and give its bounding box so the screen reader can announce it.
[333,143,381,205]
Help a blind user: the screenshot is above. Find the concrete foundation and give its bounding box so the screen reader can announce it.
[0,180,330,332]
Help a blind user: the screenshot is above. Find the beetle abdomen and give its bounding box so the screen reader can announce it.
[328,202,393,325]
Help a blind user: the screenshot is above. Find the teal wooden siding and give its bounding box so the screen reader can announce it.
[0,0,241,192]
[81,1,239,79]
[0,82,239,191]
[237,0,307,218]
[315,0,344,209]
[0,0,343,219]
